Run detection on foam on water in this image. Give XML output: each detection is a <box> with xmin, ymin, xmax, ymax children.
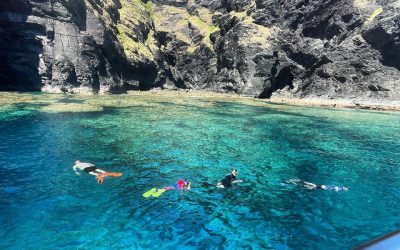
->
<box><xmin>0</xmin><ymin>92</ymin><xmax>399</xmax><ymax>249</ymax></box>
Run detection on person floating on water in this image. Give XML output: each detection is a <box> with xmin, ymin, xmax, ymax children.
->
<box><xmin>217</xmin><ymin>169</ymin><xmax>243</xmax><ymax>188</ymax></box>
<box><xmin>283</xmin><ymin>179</ymin><xmax>349</xmax><ymax>192</ymax></box>
<box><xmin>303</xmin><ymin>181</ymin><xmax>349</xmax><ymax>192</ymax></box>
<box><xmin>72</xmin><ymin>160</ymin><xmax>123</xmax><ymax>184</ymax></box>
<box><xmin>143</xmin><ymin>179</ymin><xmax>190</xmax><ymax>198</ymax></box>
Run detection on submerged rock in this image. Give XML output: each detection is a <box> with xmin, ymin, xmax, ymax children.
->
<box><xmin>0</xmin><ymin>0</ymin><xmax>399</xmax><ymax>101</ymax></box>
<box><xmin>41</xmin><ymin>103</ymin><xmax>103</xmax><ymax>113</ymax></box>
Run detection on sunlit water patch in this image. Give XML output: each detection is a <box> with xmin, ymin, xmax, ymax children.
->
<box><xmin>0</xmin><ymin>92</ymin><xmax>399</xmax><ymax>249</ymax></box>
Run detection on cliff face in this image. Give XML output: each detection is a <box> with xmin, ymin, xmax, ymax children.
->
<box><xmin>0</xmin><ymin>0</ymin><xmax>399</xmax><ymax>99</ymax></box>
<box><xmin>0</xmin><ymin>0</ymin><xmax>158</xmax><ymax>93</ymax></box>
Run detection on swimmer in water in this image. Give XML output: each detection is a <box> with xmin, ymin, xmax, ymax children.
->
<box><xmin>303</xmin><ymin>182</ymin><xmax>349</xmax><ymax>192</ymax></box>
<box><xmin>163</xmin><ymin>179</ymin><xmax>191</xmax><ymax>191</ymax></box>
<box><xmin>143</xmin><ymin>179</ymin><xmax>190</xmax><ymax>197</ymax></box>
<box><xmin>282</xmin><ymin>179</ymin><xmax>349</xmax><ymax>192</ymax></box>
<box><xmin>72</xmin><ymin>160</ymin><xmax>122</xmax><ymax>184</ymax></box>
<box><xmin>217</xmin><ymin>169</ymin><xmax>243</xmax><ymax>188</ymax></box>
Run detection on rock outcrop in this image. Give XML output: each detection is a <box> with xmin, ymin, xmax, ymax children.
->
<box><xmin>0</xmin><ymin>0</ymin><xmax>399</xmax><ymax>100</ymax></box>
<box><xmin>0</xmin><ymin>0</ymin><xmax>157</xmax><ymax>93</ymax></box>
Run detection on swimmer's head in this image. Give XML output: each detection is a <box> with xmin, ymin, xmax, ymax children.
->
<box><xmin>75</xmin><ymin>160</ymin><xmax>81</xmax><ymax>165</ymax></box>
<box><xmin>232</xmin><ymin>169</ymin><xmax>238</xmax><ymax>176</ymax></box>
<box><xmin>343</xmin><ymin>186</ymin><xmax>350</xmax><ymax>191</ymax></box>
<box><xmin>184</xmin><ymin>180</ymin><xmax>191</xmax><ymax>189</ymax></box>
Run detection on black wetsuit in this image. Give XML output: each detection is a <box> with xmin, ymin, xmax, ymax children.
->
<box><xmin>220</xmin><ymin>174</ymin><xmax>236</xmax><ymax>188</ymax></box>
<box><xmin>83</xmin><ymin>166</ymin><xmax>98</xmax><ymax>173</ymax></box>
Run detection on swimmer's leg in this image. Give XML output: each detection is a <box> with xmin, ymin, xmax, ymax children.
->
<box><xmin>303</xmin><ymin>182</ymin><xmax>317</xmax><ymax>189</ymax></box>
<box><xmin>101</xmin><ymin>172</ymin><xmax>123</xmax><ymax>177</ymax></box>
<box><xmin>286</xmin><ymin>179</ymin><xmax>301</xmax><ymax>185</ymax></box>
<box><xmin>88</xmin><ymin>172</ymin><xmax>99</xmax><ymax>177</ymax></box>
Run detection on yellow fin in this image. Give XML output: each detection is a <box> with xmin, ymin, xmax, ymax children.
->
<box><xmin>143</xmin><ymin>188</ymin><xmax>157</xmax><ymax>198</ymax></box>
<box><xmin>152</xmin><ymin>189</ymin><xmax>166</xmax><ymax>197</ymax></box>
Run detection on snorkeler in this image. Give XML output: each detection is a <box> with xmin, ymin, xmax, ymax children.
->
<box><xmin>217</xmin><ymin>169</ymin><xmax>243</xmax><ymax>188</ymax></box>
<box><xmin>283</xmin><ymin>179</ymin><xmax>349</xmax><ymax>192</ymax></box>
<box><xmin>163</xmin><ymin>179</ymin><xmax>191</xmax><ymax>191</ymax></box>
<box><xmin>143</xmin><ymin>179</ymin><xmax>191</xmax><ymax>198</ymax></box>
<box><xmin>303</xmin><ymin>182</ymin><xmax>349</xmax><ymax>192</ymax></box>
<box><xmin>72</xmin><ymin>160</ymin><xmax>123</xmax><ymax>184</ymax></box>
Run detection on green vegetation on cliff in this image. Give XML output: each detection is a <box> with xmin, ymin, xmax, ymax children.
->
<box><xmin>154</xmin><ymin>5</ymin><xmax>219</xmax><ymax>53</ymax></box>
<box><xmin>187</xmin><ymin>15</ymin><xmax>219</xmax><ymax>53</ymax></box>
<box><xmin>228</xmin><ymin>11</ymin><xmax>277</xmax><ymax>49</ymax></box>
<box><xmin>116</xmin><ymin>0</ymin><xmax>155</xmax><ymax>61</ymax></box>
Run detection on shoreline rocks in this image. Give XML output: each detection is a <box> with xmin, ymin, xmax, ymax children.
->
<box><xmin>1</xmin><ymin>89</ymin><xmax>400</xmax><ymax>112</ymax></box>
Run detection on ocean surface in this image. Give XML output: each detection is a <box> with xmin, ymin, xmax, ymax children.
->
<box><xmin>0</xmin><ymin>92</ymin><xmax>399</xmax><ymax>249</ymax></box>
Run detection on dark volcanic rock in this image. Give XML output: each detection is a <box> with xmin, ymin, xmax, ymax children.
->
<box><xmin>0</xmin><ymin>0</ymin><xmax>399</xmax><ymax>100</ymax></box>
<box><xmin>149</xmin><ymin>0</ymin><xmax>399</xmax><ymax>100</ymax></box>
<box><xmin>0</xmin><ymin>0</ymin><xmax>157</xmax><ymax>93</ymax></box>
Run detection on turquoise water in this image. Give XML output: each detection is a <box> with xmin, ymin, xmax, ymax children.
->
<box><xmin>0</xmin><ymin>93</ymin><xmax>399</xmax><ymax>249</ymax></box>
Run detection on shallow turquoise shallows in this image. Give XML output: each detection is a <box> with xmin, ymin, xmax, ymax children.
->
<box><xmin>0</xmin><ymin>93</ymin><xmax>399</xmax><ymax>249</ymax></box>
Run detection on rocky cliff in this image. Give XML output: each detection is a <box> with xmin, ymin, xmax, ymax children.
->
<box><xmin>0</xmin><ymin>0</ymin><xmax>399</xmax><ymax>100</ymax></box>
<box><xmin>0</xmin><ymin>0</ymin><xmax>158</xmax><ymax>93</ymax></box>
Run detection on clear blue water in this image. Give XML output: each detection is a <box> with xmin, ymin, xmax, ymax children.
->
<box><xmin>0</xmin><ymin>93</ymin><xmax>399</xmax><ymax>249</ymax></box>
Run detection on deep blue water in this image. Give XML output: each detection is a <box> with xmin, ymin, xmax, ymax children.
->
<box><xmin>0</xmin><ymin>93</ymin><xmax>399</xmax><ymax>249</ymax></box>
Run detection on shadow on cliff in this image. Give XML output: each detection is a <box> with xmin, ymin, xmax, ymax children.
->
<box><xmin>363</xmin><ymin>26</ymin><xmax>400</xmax><ymax>70</ymax></box>
<box><xmin>259</xmin><ymin>66</ymin><xmax>295</xmax><ymax>98</ymax></box>
<box><xmin>0</xmin><ymin>1</ymin><xmax>44</xmax><ymax>91</ymax></box>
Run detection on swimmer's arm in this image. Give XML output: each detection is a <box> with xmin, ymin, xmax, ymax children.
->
<box><xmin>232</xmin><ymin>180</ymin><xmax>243</xmax><ymax>183</ymax></box>
<box><xmin>72</xmin><ymin>165</ymin><xmax>80</xmax><ymax>175</ymax></box>
<box><xmin>216</xmin><ymin>182</ymin><xmax>225</xmax><ymax>188</ymax></box>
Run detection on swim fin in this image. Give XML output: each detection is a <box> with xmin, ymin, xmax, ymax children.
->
<box><xmin>97</xmin><ymin>172</ymin><xmax>123</xmax><ymax>184</ymax></box>
<box><xmin>152</xmin><ymin>189</ymin><xmax>166</xmax><ymax>197</ymax></box>
<box><xmin>143</xmin><ymin>188</ymin><xmax>157</xmax><ymax>198</ymax></box>
<box><xmin>103</xmin><ymin>172</ymin><xmax>123</xmax><ymax>177</ymax></box>
<box><xmin>97</xmin><ymin>174</ymin><xmax>104</xmax><ymax>184</ymax></box>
